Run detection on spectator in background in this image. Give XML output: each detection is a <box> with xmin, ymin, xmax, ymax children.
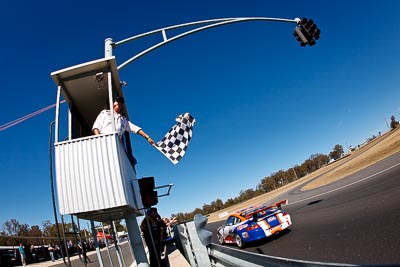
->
<box><xmin>78</xmin><ymin>241</ymin><xmax>92</xmax><ymax>264</ymax></box>
<box><xmin>55</xmin><ymin>244</ymin><xmax>62</xmax><ymax>259</ymax></box>
<box><xmin>30</xmin><ymin>244</ymin><xmax>37</xmax><ymax>263</ymax></box>
<box><xmin>18</xmin><ymin>243</ymin><xmax>26</xmax><ymax>266</ymax></box>
<box><xmin>162</xmin><ymin>216</ymin><xmax>177</xmax><ymax>238</ymax></box>
<box><xmin>67</xmin><ymin>240</ymin><xmax>73</xmax><ymax>255</ymax></box>
<box><xmin>48</xmin><ymin>244</ymin><xmax>55</xmax><ymax>262</ymax></box>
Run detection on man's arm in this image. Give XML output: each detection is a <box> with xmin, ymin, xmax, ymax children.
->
<box><xmin>92</xmin><ymin>110</ymin><xmax>107</xmax><ymax>135</ymax></box>
<box><xmin>138</xmin><ymin>129</ymin><xmax>155</xmax><ymax>145</ymax></box>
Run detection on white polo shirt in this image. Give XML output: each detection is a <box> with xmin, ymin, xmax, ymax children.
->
<box><xmin>92</xmin><ymin>110</ymin><xmax>142</xmax><ymax>138</ymax></box>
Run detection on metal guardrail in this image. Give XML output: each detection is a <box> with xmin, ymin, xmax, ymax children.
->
<box><xmin>208</xmin><ymin>243</ymin><xmax>357</xmax><ymax>267</ymax></box>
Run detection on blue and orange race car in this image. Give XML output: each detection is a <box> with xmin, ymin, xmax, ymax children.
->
<box><xmin>216</xmin><ymin>200</ymin><xmax>292</xmax><ymax>248</ymax></box>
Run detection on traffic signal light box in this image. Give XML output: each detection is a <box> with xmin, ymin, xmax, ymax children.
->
<box><xmin>293</xmin><ymin>17</ymin><xmax>321</xmax><ymax>47</ymax></box>
<box><xmin>138</xmin><ymin>177</ymin><xmax>158</xmax><ymax>208</ymax></box>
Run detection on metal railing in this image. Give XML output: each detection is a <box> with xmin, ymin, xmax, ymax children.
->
<box><xmin>208</xmin><ymin>243</ymin><xmax>356</xmax><ymax>267</ymax></box>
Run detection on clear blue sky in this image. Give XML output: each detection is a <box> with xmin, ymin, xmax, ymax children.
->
<box><xmin>1</xmin><ymin>0</ymin><xmax>400</xmax><ymax>228</ymax></box>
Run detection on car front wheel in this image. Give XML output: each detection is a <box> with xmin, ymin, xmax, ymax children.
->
<box><xmin>235</xmin><ymin>233</ymin><xmax>245</xmax><ymax>248</ymax></box>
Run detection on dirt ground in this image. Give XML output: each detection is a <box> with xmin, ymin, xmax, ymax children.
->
<box><xmin>206</xmin><ymin>127</ymin><xmax>400</xmax><ymax>223</ymax></box>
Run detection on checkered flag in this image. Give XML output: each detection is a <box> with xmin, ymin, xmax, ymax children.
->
<box><xmin>155</xmin><ymin>113</ymin><xmax>196</xmax><ymax>165</ymax></box>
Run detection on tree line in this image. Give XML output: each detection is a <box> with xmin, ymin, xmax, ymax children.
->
<box><xmin>0</xmin><ymin>218</ymin><xmax>125</xmax><ymax>246</ymax></box>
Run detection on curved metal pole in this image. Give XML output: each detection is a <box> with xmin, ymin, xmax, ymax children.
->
<box><xmin>49</xmin><ymin>120</ymin><xmax>70</xmax><ymax>267</ymax></box>
<box><xmin>107</xmin><ymin>17</ymin><xmax>299</xmax><ymax>70</ymax></box>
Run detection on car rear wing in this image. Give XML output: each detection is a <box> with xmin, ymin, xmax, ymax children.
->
<box><xmin>240</xmin><ymin>200</ymin><xmax>289</xmax><ymax>219</ymax></box>
<box><xmin>270</xmin><ymin>199</ymin><xmax>288</xmax><ymax>210</ymax></box>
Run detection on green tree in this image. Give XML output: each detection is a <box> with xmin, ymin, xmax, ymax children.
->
<box><xmin>303</xmin><ymin>158</ymin><xmax>316</xmax><ymax>173</ymax></box>
<box><xmin>258</xmin><ymin>176</ymin><xmax>276</xmax><ymax>192</ymax></box>
<box><xmin>0</xmin><ymin>219</ymin><xmax>30</xmax><ymax>245</ymax></box>
<box><xmin>0</xmin><ymin>230</ymin><xmax>7</xmax><ymax>246</ymax></box>
<box><xmin>214</xmin><ymin>199</ymin><xmax>224</xmax><ymax>211</ymax></box>
<box><xmin>2</xmin><ymin>219</ymin><xmax>22</xmax><ymax>236</ymax></box>
<box><xmin>113</xmin><ymin>220</ymin><xmax>126</xmax><ymax>232</ymax></box>
<box><xmin>28</xmin><ymin>225</ymin><xmax>43</xmax><ymax>245</ymax></box>
<box><xmin>42</xmin><ymin>220</ymin><xmax>59</xmax><ymax>238</ymax></box>
<box><xmin>329</xmin><ymin>144</ymin><xmax>344</xmax><ymax>160</ymax></box>
<box><xmin>174</xmin><ymin>213</ymin><xmax>186</xmax><ymax>223</ymax></box>
<box><xmin>310</xmin><ymin>153</ymin><xmax>329</xmax><ymax>169</ymax></box>
<box><xmin>224</xmin><ymin>198</ymin><xmax>237</xmax><ymax>207</ymax></box>
<box><xmin>202</xmin><ymin>204</ymin><xmax>212</xmax><ymax>214</ymax></box>
<box><xmin>390</xmin><ymin>115</ymin><xmax>399</xmax><ymax>129</ymax></box>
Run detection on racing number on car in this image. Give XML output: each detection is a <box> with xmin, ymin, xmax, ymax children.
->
<box><xmin>267</xmin><ymin>216</ymin><xmax>277</xmax><ymax>223</ymax></box>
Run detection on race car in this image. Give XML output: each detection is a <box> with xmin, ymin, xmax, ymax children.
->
<box><xmin>216</xmin><ymin>200</ymin><xmax>292</xmax><ymax>248</ymax></box>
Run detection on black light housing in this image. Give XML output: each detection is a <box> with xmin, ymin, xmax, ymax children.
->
<box><xmin>138</xmin><ymin>177</ymin><xmax>158</xmax><ymax>208</ymax></box>
<box><xmin>293</xmin><ymin>17</ymin><xmax>321</xmax><ymax>47</ymax></box>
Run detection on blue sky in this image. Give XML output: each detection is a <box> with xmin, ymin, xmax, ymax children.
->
<box><xmin>1</xmin><ymin>0</ymin><xmax>400</xmax><ymax>228</ymax></box>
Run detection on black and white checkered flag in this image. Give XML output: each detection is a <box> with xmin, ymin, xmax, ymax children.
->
<box><xmin>155</xmin><ymin>113</ymin><xmax>196</xmax><ymax>165</ymax></box>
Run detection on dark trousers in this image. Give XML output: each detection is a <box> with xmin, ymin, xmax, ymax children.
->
<box><xmin>144</xmin><ymin>236</ymin><xmax>162</xmax><ymax>267</ymax></box>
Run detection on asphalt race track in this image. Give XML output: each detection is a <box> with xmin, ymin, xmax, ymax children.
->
<box><xmin>207</xmin><ymin>152</ymin><xmax>400</xmax><ymax>265</ymax></box>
